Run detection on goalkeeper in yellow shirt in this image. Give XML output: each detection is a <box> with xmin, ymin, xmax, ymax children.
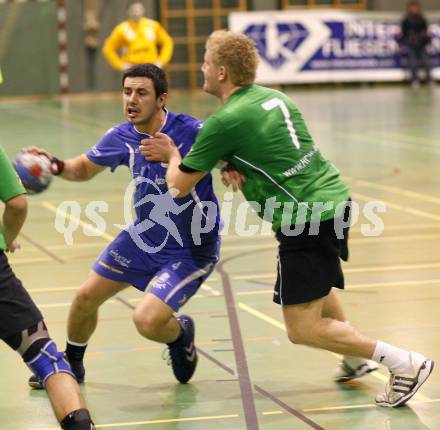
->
<box><xmin>103</xmin><ymin>2</ymin><xmax>173</xmax><ymax>71</ymax></box>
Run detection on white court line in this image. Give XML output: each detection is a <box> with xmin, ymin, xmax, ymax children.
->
<box><xmin>7</xmin><ymin>257</ymin><xmax>52</xmax><ymax>265</ymax></box>
<box><xmin>217</xmin><ymin>262</ymin><xmax>440</xmax><ymax>282</ymax></box>
<box><xmin>32</xmin><ymin>277</ymin><xmax>440</xmax><ymax>304</ymax></box>
<box><xmin>351</xmin><ymin>223</ymin><xmax>440</xmax><ymax>232</ymax></box>
<box><xmin>234</xmin><ymin>278</ymin><xmax>440</xmax><ymax>295</ymax></box>
<box><xmin>301</xmin><ymin>397</ymin><xmax>440</xmax><ymax>412</ymax></box>
<box><xmin>41</xmin><ymin>201</ymin><xmax>114</xmax><ymax>242</ymax></box>
<box><xmin>33</xmin><ymin>413</ymin><xmax>240</xmax><ymax>430</ymax></box>
<box><xmin>352</xmin><ymin>192</ymin><xmax>440</xmax><ymax>222</ymax></box>
<box><xmin>12</xmin><ymin>231</ymin><xmax>440</xmax><ymax>256</ymax></box>
<box><xmin>344</xmin><ymin>176</ymin><xmax>440</xmax><ymax>206</ymax></box>
<box><xmin>261</xmin><ymin>397</ymin><xmax>440</xmax><ymax>414</ymax></box>
<box><xmin>21</xmin><ymin>263</ymin><xmax>440</xmax><ymax>295</ymax></box>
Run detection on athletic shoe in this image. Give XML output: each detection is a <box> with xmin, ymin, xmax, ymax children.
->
<box><xmin>375</xmin><ymin>352</ymin><xmax>434</xmax><ymax>408</ymax></box>
<box><xmin>28</xmin><ymin>356</ymin><xmax>85</xmax><ymax>389</ymax></box>
<box><xmin>165</xmin><ymin>314</ymin><xmax>198</xmax><ymax>384</ymax></box>
<box><xmin>335</xmin><ymin>357</ymin><xmax>379</xmax><ymax>382</ymax></box>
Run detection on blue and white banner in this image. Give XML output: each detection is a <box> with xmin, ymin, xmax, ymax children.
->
<box><xmin>229</xmin><ymin>10</ymin><xmax>440</xmax><ymax>84</ymax></box>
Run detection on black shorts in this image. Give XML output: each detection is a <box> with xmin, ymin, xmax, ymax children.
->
<box><xmin>0</xmin><ymin>251</ymin><xmax>43</xmax><ymax>339</ymax></box>
<box><xmin>273</xmin><ymin>209</ymin><xmax>350</xmax><ymax>306</ymax></box>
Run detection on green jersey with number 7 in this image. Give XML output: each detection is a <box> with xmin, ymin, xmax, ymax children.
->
<box><xmin>182</xmin><ymin>84</ymin><xmax>350</xmax><ymax>231</ymax></box>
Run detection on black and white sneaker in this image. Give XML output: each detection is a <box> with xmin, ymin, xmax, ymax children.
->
<box><xmin>375</xmin><ymin>352</ymin><xmax>434</xmax><ymax>408</ymax></box>
<box><xmin>335</xmin><ymin>357</ymin><xmax>379</xmax><ymax>382</ymax></box>
<box><xmin>165</xmin><ymin>314</ymin><xmax>198</xmax><ymax>384</ymax></box>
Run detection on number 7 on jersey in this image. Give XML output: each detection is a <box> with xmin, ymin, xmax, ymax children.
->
<box><xmin>261</xmin><ymin>98</ymin><xmax>300</xmax><ymax>150</ymax></box>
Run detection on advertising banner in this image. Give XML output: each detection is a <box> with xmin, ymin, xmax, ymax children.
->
<box><xmin>229</xmin><ymin>10</ymin><xmax>440</xmax><ymax>84</ymax></box>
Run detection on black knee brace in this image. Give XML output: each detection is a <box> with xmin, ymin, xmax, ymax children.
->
<box><xmin>60</xmin><ymin>409</ymin><xmax>95</xmax><ymax>430</ymax></box>
<box><xmin>3</xmin><ymin>320</ymin><xmax>74</xmax><ymax>385</ymax></box>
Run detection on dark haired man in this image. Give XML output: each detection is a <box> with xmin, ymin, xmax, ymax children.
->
<box><xmin>26</xmin><ymin>63</ymin><xmax>220</xmax><ymax>388</ymax></box>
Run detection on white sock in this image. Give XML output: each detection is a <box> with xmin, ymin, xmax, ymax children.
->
<box><xmin>67</xmin><ymin>339</ymin><xmax>88</xmax><ymax>347</ymax></box>
<box><xmin>372</xmin><ymin>340</ymin><xmax>411</xmax><ymax>373</ymax></box>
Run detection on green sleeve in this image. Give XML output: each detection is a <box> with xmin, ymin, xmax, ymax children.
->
<box><xmin>0</xmin><ymin>146</ymin><xmax>26</xmax><ymax>202</ymax></box>
<box><xmin>181</xmin><ymin>116</ymin><xmax>235</xmax><ymax>173</ymax></box>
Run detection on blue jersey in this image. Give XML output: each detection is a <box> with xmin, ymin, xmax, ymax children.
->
<box><xmin>86</xmin><ymin>110</ymin><xmax>220</xmax><ymax>259</ymax></box>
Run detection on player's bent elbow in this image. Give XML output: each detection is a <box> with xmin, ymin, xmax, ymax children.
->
<box><xmin>167</xmin><ymin>180</ymin><xmax>191</xmax><ymax>198</ymax></box>
<box><xmin>174</xmin><ymin>189</ymin><xmax>191</xmax><ymax>198</ymax></box>
<box><xmin>5</xmin><ymin>194</ymin><xmax>28</xmax><ymax>213</ymax></box>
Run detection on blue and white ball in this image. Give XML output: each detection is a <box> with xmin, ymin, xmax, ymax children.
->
<box><xmin>13</xmin><ymin>152</ymin><xmax>53</xmax><ymax>194</ymax></box>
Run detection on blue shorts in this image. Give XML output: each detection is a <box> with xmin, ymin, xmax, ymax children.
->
<box><xmin>92</xmin><ymin>230</ymin><xmax>219</xmax><ymax>311</ymax></box>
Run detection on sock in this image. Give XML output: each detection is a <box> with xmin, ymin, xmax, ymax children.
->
<box><xmin>167</xmin><ymin>325</ymin><xmax>184</xmax><ymax>346</ymax></box>
<box><xmin>372</xmin><ymin>340</ymin><xmax>411</xmax><ymax>373</ymax></box>
<box><xmin>66</xmin><ymin>340</ymin><xmax>88</xmax><ymax>363</ymax></box>
<box><xmin>60</xmin><ymin>408</ymin><xmax>95</xmax><ymax>430</ymax></box>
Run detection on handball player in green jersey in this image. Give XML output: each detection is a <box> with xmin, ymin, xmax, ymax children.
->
<box><xmin>141</xmin><ymin>30</ymin><xmax>434</xmax><ymax>407</ymax></box>
<box><xmin>0</xmin><ymin>146</ymin><xmax>95</xmax><ymax>429</ymax></box>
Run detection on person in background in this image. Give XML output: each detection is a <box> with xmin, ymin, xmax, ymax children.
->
<box><xmin>400</xmin><ymin>0</ymin><xmax>432</xmax><ymax>88</ymax></box>
<box><xmin>103</xmin><ymin>2</ymin><xmax>173</xmax><ymax>71</ymax></box>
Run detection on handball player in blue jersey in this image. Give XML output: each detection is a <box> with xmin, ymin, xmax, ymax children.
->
<box><xmin>26</xmin><ymin>64</ymin><xmax>220</xmax><ymax>388</ymax></box>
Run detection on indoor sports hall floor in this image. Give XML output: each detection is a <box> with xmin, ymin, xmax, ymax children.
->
<box><xmin>1</xmin><ymin>84</ymin><xmax>440</xmax><ymax>430</ymax></box>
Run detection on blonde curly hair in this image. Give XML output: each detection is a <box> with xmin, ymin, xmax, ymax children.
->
<box><xmin>206</xmin><ymin>30</ymin><xmax>259</xmax><ymax>87</ymax></box>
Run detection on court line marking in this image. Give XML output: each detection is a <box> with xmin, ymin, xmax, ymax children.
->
<box><xmin>352</xmin><ymin>223</ymin><xmax>440</xmax><ymax>232</ymax></box>
<box><xmin>215</xmin><ymin>262</ymin><xmax>262</xmax><ymax>430</ymax></box>
<box><xmin>36</xmin><ymin>292</ymin><xmax>219</xmax><ymax>309</ymax></box>
<box><xmin>352</xmin><ymin>192</ymin><xmax>440</xmax><ymax>222</ymax></box>
<box><xmin>262</xmin><ymin>397</ymin><xmax>440</xmax><ymax>414</ymax></box>
<box><xmin>215</xmin><ymin>262</ymin><xmax>440</xmax><ymax>282</ymax></box>
<box><xmin>33</xmin><ymin>413</ymin><xmax>241</xmax><ymax>430</ymax></box>
<box><xmin>12</xmin><ymin>259</ymin><xmax>440</xmax><ymax>276</ymax></box>
<box><xmin>19</xmin><ymin>231</ymin><xmax>65</xmax><ymax>263</ymax></box>
<box><xmin>7</xmin><ymin>257</ymin><xmax>53</xmax><ymax>265</ymax></box>
<box><xmin>331</xmin><ymin>129</ymin><xmax>440</xmax><ymax>155</ymax></box>
<box><xmin>370</xmin><ymin>131</ymin><xmax>440</xmax><ymax>147</ymax></box>
<box><xmin>237</xmin><ymin>302</ymin><xmax>432</xmax><ymax>403</ymax></box>
<box><xmin>27</xmin><ymin>275</ymin><xmax>440</xmax><ymax>296</ymax></box>
<box><xmin>12</xmin><ymin>230</ymin><xmax>440</xmax><ymax>257</ymax></box>
<box><xmin>40</xmin><ymin>201</ymin><xmax>114</xmax><ymax>242</ymax></box>
<box><xmin>237</xmin><ymin>278</ymin><xmax>440</xmax><ymax>292</ymax></box>
<box><xmin>344</xmin><ymin>176</ymin><xmax>440</xmax><ymax>205</ymax></box>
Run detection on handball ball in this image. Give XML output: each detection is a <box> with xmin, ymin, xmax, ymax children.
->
<box><xmin>13</xmin><ymin>152</ymin><xmax>53</xmax><ymax>194</ymax></box>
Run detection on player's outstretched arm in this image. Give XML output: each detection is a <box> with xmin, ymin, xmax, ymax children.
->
<box><xmin>23</xmin><ymin>147</ymin><xmax>105</xmax><ymax>181</ymax></box>
<box><xmin>60</xmin><ymin>155</ymin><xmax>106</xmax><ymax>181</ymax></box>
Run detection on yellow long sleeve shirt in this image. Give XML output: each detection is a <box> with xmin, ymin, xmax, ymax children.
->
<box><xmin>102</xmin><ymin>18</ymin><xmax>173</xmax><ymax>71</ymax></box>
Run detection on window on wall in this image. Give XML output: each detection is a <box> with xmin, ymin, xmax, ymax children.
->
<box><xmin>281</xmin><ymin>0</ymin><xmax>366</xmax><ymax>9</ymax></box>
<box><xmin>160</xmin><ymin>0</ymin><xmax>248</xmax><ymax>89</ymax></box>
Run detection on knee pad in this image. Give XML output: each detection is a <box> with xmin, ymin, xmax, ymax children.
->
<box><xmin>61</xmin><ymin>409</ymin><xmax>95</xmax><ymax>430</ymax></box>
<box><xmin>26</xmin><ymin>340</ymin><xmax>74</xmax><ymax>386</ymax></box>
<box><xmin>3</xmin><ymin>320</ymin><xmax>48</xmax><ymax>353</ymax></box>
